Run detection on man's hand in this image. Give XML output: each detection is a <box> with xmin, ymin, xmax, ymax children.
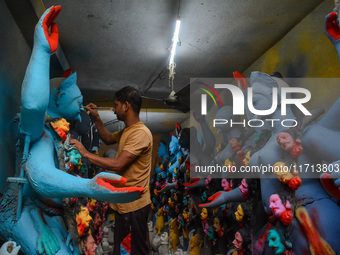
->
<box><xmin>35</xmin><ymin>6</ymin><xmax>61</xmax><ymax>53</ymax></box>
<box><xmin>84</xmin><ymin>103</ymin><xmax>101</xmax><ymax>122</ymax></box>
<box><xmin>70</xmin><ymin>139</ymin><xmax>89</xmax><ymax>157</ymax></box>
<box><xmin>84</xmin><ymin>102</ymin><xmax>116</xmax><ymax>145</ymax></box>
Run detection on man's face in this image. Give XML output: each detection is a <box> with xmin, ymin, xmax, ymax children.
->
<box><xmin>113</xmin><ymin>99</ymin><xmax>126</xmax><ymax>121</ymax></box>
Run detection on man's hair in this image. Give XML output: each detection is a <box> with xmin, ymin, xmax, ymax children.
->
<box><xmin>115</xmin><ymin>86</ymin><xmax>142</xmax><ymax>114</ymax></box>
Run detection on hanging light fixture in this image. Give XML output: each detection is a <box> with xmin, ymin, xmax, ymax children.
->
<box><xmin>167</xmin><ymin>17</ymin><xmax>181</xmax><ymax>103</ymax></box>
<box><xmin>164</xmin><ymin>0</ymin><xmax>181</xmax><ymax>105</ymax></box>
<box><xmin>169</xmin><ymin>18</ymin><xmax>181</xmax><ymax>66</ymax></box>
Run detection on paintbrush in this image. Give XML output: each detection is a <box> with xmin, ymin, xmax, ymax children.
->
<box><xmin>88</xmin><ymin>106</ymin><xmax>113</xmax><ymax>110</ymax></box>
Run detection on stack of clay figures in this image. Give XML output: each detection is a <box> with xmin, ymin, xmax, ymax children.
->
<box><xmin>149</xmin><ymin>10</ymin><xmax>340</xmax><ymax>252</ymax></box>
<box><xmin>150</xmin><ymin>71</ymin><xmax>340</xmax><ymax>255</ymax></box>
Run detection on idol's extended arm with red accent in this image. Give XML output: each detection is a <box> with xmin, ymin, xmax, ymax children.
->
<box><xmin>183</xmin><ymin>178</ymin><xmax>206</xmax><ymax>188</ymax></box>
<box><xmin>156</xmin><ymin>181</ymin><xmax>177</xmax><ymax>193</ymax></box>
<box><xmin>20</xmin><ymin>6</ymin><xmax>61</xmax><ymax>142</ymax></box>
<box><xmin>25</xmin><ymin>132</ymin><xmax>144</xmax><ymax>203</ymax></box>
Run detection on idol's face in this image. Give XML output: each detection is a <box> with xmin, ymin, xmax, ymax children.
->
<box><xmin>158</xmin><ymin>143</ymin><xmax>167</xmax><ymax>157</ymax></box>
<box><xmin>169</xmin><ymin>136</ymin><xmax>180</xmax><ymax>155</ymax></box>
<box><xmin>200</xmin><ymin>208</ymin><xmax>208</xmax><ymax>220</ymax></box>
<box><xmin>277</xmin><ymin>132</ymin><xmax>295</xmax><ymax>152</ymax></box>
<box><xmin>85</xmin><ymin>234</ymin><xmax>98</xmax><ymax>255</ymax></box>
<box><xmin>267</xmin><ymin>230</ymin><xmax>285</xmax><ymax>255</ymax></box>
<box><xmin>67</xmin><ymin>149</ymin><xmax>82</xmax><ymax>165</ymax></box>
<box><xmin>57</xmin><ymin>84</ymin><xmax>83</xmax><ymax>121</ymax></box>
<box><xmin>230</xmin><ymin>138</ymin><xmax>241</xmax><ymax>153</ymax></box>
<box><xmin>232</xmin><ymin>232</ymin><xmax>243</xmax><ymax>251</ymax></box>
<box><xmin>235</xmin><ymin>204</ymin><xmax>244</xmax><ymax>222</ymax></box>
<box><xmin>77</xmin><ymin>206</ymin><xmax>92</xmax><ymax>228</ymax></box>
<box><xmin>269</xmin><ymin>195</ymin><xmax>285</xmax><ymax>216</ymax></box>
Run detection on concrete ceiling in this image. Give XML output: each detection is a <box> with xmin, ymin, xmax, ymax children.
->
<box><xmin>5</xmin><ymin>0</ymin><xmax>325</xmax><ymax>132</ymax></box>
<box><xmin>41</xmin><ymin>0</ymin><xmax>323</xmax><ymax>99</ymax></box>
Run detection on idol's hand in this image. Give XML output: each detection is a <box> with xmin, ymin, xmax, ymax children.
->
<box><xmin>199</xmin><ymin>191</ymin><xmax>228</xmax><ymax>208</ymax></box>
<box><xmin>87</xmin><ymin>172</ymin><xmax>145</xmax><ymax>203</ymax></box>
<box><xmin>183</xmin><ymin>178</ymin><xmax>206</xmax><ymax>188</ymax></box>
<box><xmin>325</xmin><ymin>10</ymin><xmax>340</xmax><ymax>45</ymax></box>
<box><xmin>156</xmin><ymin>181</ymin><xmax>177</xmax><ymax>193</ymax></box>
<box><xmin>34</xmin><ymin>6</ymin><xmax>61</xmax><ymax>53</ymax></box>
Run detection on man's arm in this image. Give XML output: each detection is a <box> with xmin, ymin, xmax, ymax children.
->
<box><xmin>71</xmin><ymin>139</ymin><xmax>137</xmax><ymax>173</ymax></box>
<box><xmin>85</xmin><ymin>103</ymin><xmax>116</xmax><ymax>145</ymax></box>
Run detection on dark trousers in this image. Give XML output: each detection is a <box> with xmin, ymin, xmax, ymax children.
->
<box><xmin>114</xmin><ymin>204</ymin><xmax>151</xmax><ymax>255</ymax></box>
